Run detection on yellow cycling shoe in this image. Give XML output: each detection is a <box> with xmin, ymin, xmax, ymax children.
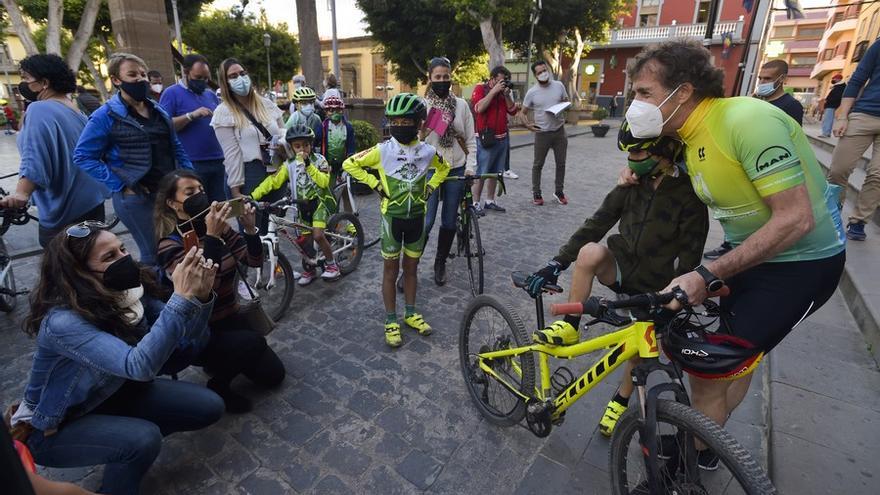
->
<box><xmin>598</xmin><ymin>398</ymin><xmax>628</xmax><ymax>437</ymax></box>
<box><xmin>403</xmin><ymin>313</ymin><xmax>433</xmax><ymax>336</ymax></box>
<box><xmin>385</xmin><ymin>323</ymin><xmax>403</xmax><ymax>348</ymax></box>
<box><xmin>533</xmin><ymin>320</ymin><xmax>579</xmax><ymax>346</ymax></box>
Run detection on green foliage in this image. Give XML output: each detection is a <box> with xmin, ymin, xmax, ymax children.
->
<box><xmin>357</xmin><ymin>0</ymin><xmax>486</xmax><ymax>86</ymax></box>
<box><xmin>592</xmin><ymin>107</ymin><xmax>608</xmax><ymax>120</ymax></box>
<box><xmin>164</xmin><ymin>0</ymin><xmax>213</xmax><ymax>25</ymax></box>
<box><xmin>447</xmin><ymin>0</ymin><xmax>530</xmax><ymax>28</ymax></box>
<box><xmin>17</xmin><ymin>0</ymin><xmax>113</xmax><ymax>36</ymax></box>
<box><xmin>454</xmin><ymin>53</ymin><xmax>489</xmax><ymax>86</ymax></box>
<box><xmin>351</xmin><ymin>119</ymin><xmax>379</xmax><ymax>151</ymax></box>
<box><xmin>183</xmin><ymin>10</ymin><xmax>299</xmax><ymax>89</ymax></box>
<box><xmin>31</xmin><ymin>25</ymin><xmax>97</xmax><ymax>84</ymax></box>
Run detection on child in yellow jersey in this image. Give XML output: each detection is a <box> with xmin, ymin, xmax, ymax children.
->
<box><xmin>251</xmin><ymin>124</ymin><xmax>339</xmax><ymax>285</ymax></box>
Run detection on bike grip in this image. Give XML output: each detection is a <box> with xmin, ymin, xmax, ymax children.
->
<box><xmin>550</xmin><ymin>302</ymin><xmax>583</xmax><ymax>316</ymax></box>
<box><xmin>708</xmin><ymin>286</ymin><xmax>731</xmax><ymax>298</ymax></box>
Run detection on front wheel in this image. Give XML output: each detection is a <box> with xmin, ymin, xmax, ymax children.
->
<box><xmin>246</xmin><ymin>247</ymin><xmax>295</xmax><ymax>322</ymax></box>
<box><xmin>459</xmin><ymin>295</ymin><xmax>534</xmax><ymax>426</ymax></box>
<box><xmin>610</xmin><ymin>399</ymin><xmax>776</xmax><ymax>495</ymax></box>
<box><xmin>325</xmin><ymin>212</ymin><xmax>364</xmax><ymax>275</ymax></box>
<box><xmin>461</xmin><ymin>208</ymin><xmax>484</xmax><ymax>296</ymax></box>
<box><xmin>0</xmin><ymin>238</ymin><xmax>16</xmax><ymax>312</ymax></box>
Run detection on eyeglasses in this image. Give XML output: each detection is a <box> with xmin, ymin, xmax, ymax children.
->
<box><xmin>65</xmin><ymin>220</ymin><xmax>109</xmax><ymax>239</ymax></box>
<box><xmin>227</xmin><ymin>70</ymin><xmax>248</xmax><ymax>80</ymax></box>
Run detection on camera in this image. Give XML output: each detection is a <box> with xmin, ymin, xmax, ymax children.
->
<box><xmin>502</xmin><ymin>77</ymin><xmax>512</xmax><ymax>88</ymax></box>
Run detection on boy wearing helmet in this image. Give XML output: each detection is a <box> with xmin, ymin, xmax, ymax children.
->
<box><xmin>321</xmin><ymin>95</ymin><xmax>356</xmax><ymax>186</ymax></box>
<box><xmin>287</xmin><ymin>86</ymin><xmax>323</xmax><ymax>148</ymax></box>
<box><xmin>523</xmin><ymin>122</ymin><xmax>709</xmax><ymax>436</ymax></box>
<box><xmin>343</xmin><ymin>93</ymin><xmax>451</xmax><ymax>347</ymax></box>
<box><xmin>251</xmin><ymin>123</ymin><xmax>340</xmax><ymax>284</ymax></box>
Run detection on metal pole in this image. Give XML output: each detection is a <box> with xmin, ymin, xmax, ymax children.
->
<box><xmin>703</xmin><ymin>0</ymin><xmax>721</xmax><ymax>43</ymax></box>
<box><xmin>524</xmin><ymin>0</ymin><xmax>542</xmax><ymax>90</ymax></box>
<box><xmin>330</xmin><ymin>0</ymin><xmax>341</xmax><ymax>92</ymax></box>
<box><xmin>171</xmin><ymin>0</ymin><xmax>184</xmax><ymax>77</ymax></box>
<box><xmin>264</xmin><ymin>33</ymin><xmax>272</xmax><ymax>93</ymax></box>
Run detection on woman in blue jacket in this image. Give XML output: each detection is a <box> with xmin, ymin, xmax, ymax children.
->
<box><xmin>8</xmin><ymin>223</ymin><xmax>223</xmax><ymax>495</ymax></box>
<box><xmin>74</xmin><ymin>53</ymin><xmax>193</xmax><ymax>266</ymax></box>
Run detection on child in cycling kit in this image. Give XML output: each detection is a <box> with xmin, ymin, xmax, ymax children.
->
<box><xmin>343</xmin><ymin>93</ymin><xmax>450</xmax><ymax>347</ymax></box>
<box><xmin>286</xmin><ymin>86</ymin><xmax>323</xmax><ymax>148</ymax></box>
<box><xmin>525</xmin><ymin>120</ymin><xmax>709</xmax><ymax>437</ymax></box>
<box><xmin>251</xmin><ymin>124</ymin><xmax>340</xmax><ymax>285</ymax></box>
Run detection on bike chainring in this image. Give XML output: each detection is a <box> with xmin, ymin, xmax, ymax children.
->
<box><xmin>525</xmin><ymin>399</ymin><xmax>554</xmax><ymax>438</ymax></box>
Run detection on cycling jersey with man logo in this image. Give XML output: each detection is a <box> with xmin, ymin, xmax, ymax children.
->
<box><xmin>678</xmin><ymin>97</ymin><xmax>845</xmax><ymax>263</ymax></box>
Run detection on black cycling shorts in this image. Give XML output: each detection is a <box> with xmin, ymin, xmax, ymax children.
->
<box><xmin>380</xmin><ymin>214</ymin><xmax>426</xmax><ymax>259</ymax></box>
<box><xmin>718</xmin><ymin>251</ymin><xmax>845</xmax><ymax>353</ymax></box>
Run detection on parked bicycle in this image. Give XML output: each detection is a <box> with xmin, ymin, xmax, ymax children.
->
<box><xmin>248</xmin><ymin>196</ymin><xmax>364</xmax><ymax>321</ymax></box>
<box><xmin>459</xmin><ymin>272</ymin><xmax>775</xmax><ymax>494</ymax></box>
<box><xmin>0</xmin><ymin>187</ymin><xmax>38</xmax><ymax>312</ymax></box>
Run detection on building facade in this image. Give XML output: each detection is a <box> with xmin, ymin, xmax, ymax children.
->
<box><xmin>811</xmin><ymin>0</ymin><xmax>860</xmax><ymax>100</ymax></box>
<box><xmin>318</xmin><ymin>36</ymin><xmax>415</xmax><ymax>100</ymax></box>
<box><xmin>762</xmin><ymin>9</ymin><xmax>830</xmax><ymax>111</ymax></box>
<box><xmin>582</xmin><ymin>0</ymin><xmax>760</xmax><ymax>110</ymax></box>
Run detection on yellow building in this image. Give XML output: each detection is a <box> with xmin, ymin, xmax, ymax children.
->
<box><xmin>318</xmin><ymin>36</ymin><xmax>419</xmax><ymax>100</ymax></box>
<box><xmin>811</xmin><ymin>1</ymin><xmax>861</xmax><ymax>100</ymax></box>
<box><xmin>1</xmin><ymin>30</ymin><xmax>29</xmax><ymax>108</ymax></box>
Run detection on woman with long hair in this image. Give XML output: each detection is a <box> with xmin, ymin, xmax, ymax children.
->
<box><xmin>0</xmin><ymin>54</ymin><xmax>107</xmax><ymax>247</ymax></box>
<box><xmin>74</xmin><ymin>52</ymin><xmax>193</xmax><ymax>266</ymax></box>
<box><xmin>9</xmin><ymin>224</ymin><xmax>223</xmax><ymax>495</ymax></box>
<box><xmin>210</xmin><ymin>58</ymin><xmax>284</xmax><ymax>200</ymax></box>
<box><xmin>155</xmin><ymin>170</ymin><xmax>285</xmax><ymax>413</ymax></box>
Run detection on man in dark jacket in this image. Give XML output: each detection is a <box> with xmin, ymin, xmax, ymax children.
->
<box><xmin>821</xmin><ymin>74</ymin><xmax>845</xmax><ymax>137</ymax></box>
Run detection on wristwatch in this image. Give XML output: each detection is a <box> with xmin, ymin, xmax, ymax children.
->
<box><xmin>695</xmin><ymin>265</ymin><xmax>725</xmax><ymax>293</ymax></box>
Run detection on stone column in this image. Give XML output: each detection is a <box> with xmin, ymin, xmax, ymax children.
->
<box><xmin>107</xmin><ymin>0</ymin><xmax>175</xmax><ymax>80</ymax></box>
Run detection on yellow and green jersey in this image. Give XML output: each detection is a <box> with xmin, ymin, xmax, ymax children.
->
<box><xmin>343</xmin><ymin>138</ymin><xmax>450</xmax><ymax>218</ymax></box>
<box><xmin>251</xmin><ymin>152</ymin><xmax>334</xmax><ymax>206</ymax></box>
<box><xmin>678</xmin><ymin>97</ymin><xmax>844</xmax><ymax>263</ymax></box>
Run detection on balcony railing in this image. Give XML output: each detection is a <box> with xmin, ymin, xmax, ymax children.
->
<box><xmin>597</xmin><ymin>21</ymin><xmax>744</xmax><ymax>47</ymax></box>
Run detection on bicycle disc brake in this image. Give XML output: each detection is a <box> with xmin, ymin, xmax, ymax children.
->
<box><xmin>525</xmin><ymin>399</ymin><xmax>554</xmax><ymax>438</ymax></box>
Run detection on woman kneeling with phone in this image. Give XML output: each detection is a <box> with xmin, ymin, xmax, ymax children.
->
<box><xmin>155</xmin><ymin>170</ymin><xmax>285</xmax><ymax>413</ymax></box>
<box><xmin>9</xmin><ymin>223</ymin><xmax>224</xmax><ymax>495</ymax></box>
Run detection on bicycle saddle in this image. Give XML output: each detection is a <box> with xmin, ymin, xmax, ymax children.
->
<box><xmin>511</xmin><ymin>271</ymin><xmax>563</xmax><ymax>293</ymax></box>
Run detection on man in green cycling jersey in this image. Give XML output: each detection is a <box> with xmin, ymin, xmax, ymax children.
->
<box><xmin>343</xmin><ymin>93</ymin><xmax>450</xmax><ymax>347</ymax></box>
<box><xmin>620</xmin><ymin>40</ymin><xmax>845</xmax><ymax>470</ymax></box>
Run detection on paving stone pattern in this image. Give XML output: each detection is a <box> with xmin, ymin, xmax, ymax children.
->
<box><xmin>0</xmin><ymin>132</ymin><xmax>759</xmax><ymax>494</ymax></box>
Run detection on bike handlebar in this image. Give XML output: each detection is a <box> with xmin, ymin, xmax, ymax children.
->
<box><xmin>550</xmin><ymin>286</ymin><xmax>730</xmax><ymax>317</ymax></box>
<box><xmin>443</xmin><ymin>173</ymin><xmax>504</xmax><ymax>182</ymax></box>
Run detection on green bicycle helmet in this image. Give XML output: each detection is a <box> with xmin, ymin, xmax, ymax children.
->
<box><xmin>385</xmin><ymin>93</ymin><xmax>427</xmax><ymax>121</ymax></box>
<box><xmin>285</xmin><ymin>123</ymin><xmax>315</xmax><ymax>142</ymax></box>
<box><xmin>292</xmin><ymin>86</ymin><xmax>317</xmax><ymax>101</ymax></box>
<box><xmin>618</xmin><ymin>119</ymin><xmax>683</xmax><ymax>163</ymax></box>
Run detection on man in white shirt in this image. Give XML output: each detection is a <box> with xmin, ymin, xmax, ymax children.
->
<box><xmin>523</xmin><ymin>60</ymin><xmax>570</xmax><ymax>205</ymax></box>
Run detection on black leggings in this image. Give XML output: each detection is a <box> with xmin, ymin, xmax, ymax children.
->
<box><xmin>198</xmin><ymin>314</ymin><xmax>285</xmax><ymax>388</ymax></box>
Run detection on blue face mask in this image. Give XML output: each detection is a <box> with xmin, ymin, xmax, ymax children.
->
<box><xmin>756</xmin><ymin>76</ymin><xmax>781</xmax><ymax>97</ymax></box>
<box><xmin>229</xmin><ymin>74</ymin><xmax>251</xmax><ymax>97</ymax></box>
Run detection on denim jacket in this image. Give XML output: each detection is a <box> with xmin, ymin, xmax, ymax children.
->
<box><xmin>74</xmin><ymin>93</ymin><xmax>193</xmax><ymax>193</ymax></box>
<box><xmin>20</xmin><ymin>293</ymin><xmax>213</xmax><ymax>432</ymax></box>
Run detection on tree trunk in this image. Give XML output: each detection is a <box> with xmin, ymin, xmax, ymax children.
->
<box><xmin>566</xmin><ymin>29</ymin><xmax>586</xmax><ymax>105</ymax></box>
<box><xmin>0</xmin><ymin>0</ymin><xmax>39</xmax><ymax>55</ymax></box>
<box><xmin>295</xmin><ymin>0</ymin><xmax>324</xmax><ymax>91</ymax></box>
<box><xmin>84</xmin><ymin>54</ymin><xmax>110</xmax><ymax>101</ymax></box>
<box><xmin>479</xmin><ymin>17</ymin><xmax>505</xmax><ymax>70</ymax></box>
<box><xmin>66</xmin><ymin>0</ymin><xmax>102</xmax><ymax>72</ymax></box>
<box><xmin>46</xmin><ymin>0</ymin><xmax>64</xmax><ymax>55</ymax></box>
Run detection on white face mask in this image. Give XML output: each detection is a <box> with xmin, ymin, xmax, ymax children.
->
<box><xmin>537</xmin><ymin>71</ymin><xmax>551</xmax><ymax>83</ymax></box>
<box><xmin>301</xmin><ymin>103</ymin><xmax>314</xmax><ymax>115</ymax></box>
<box><xmin>625</xmin><ymin>85</ymin><xmax>683</xmax><ymax>139</ymax></box>
<box><xmin>150</xmin><ymin>84</ymin><xmax>163</xmax><ymax>94</ymax></box>
<box><xmin>229</xmin><ymin>75</ymin><xmax>251</xmax><ymax>97</ymax></box>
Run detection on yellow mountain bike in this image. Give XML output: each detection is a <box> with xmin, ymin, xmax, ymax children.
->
<box><xmin>458</xmin><ymin>272</ymin><xmax>776</xmax><ymax>494</ymax></box>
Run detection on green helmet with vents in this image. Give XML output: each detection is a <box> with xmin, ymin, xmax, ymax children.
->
<box><xmin>618</xmin><ymin>119</ymin><xmax>682</xmax><ymax>162</ymax></box>
<box><xmin>293</xmin><ymin>86</ymin><xmax>317</xmax><ymax>101</ymax></box>
<box><xmin>285</xmin><ymin>123</ymin><xmax>315</xmax><ymax>142</ymax></box>
<box><xmin>385</xmin><ymin>93</ymin><xmax>427</xmax><ymax>121</ymax></box>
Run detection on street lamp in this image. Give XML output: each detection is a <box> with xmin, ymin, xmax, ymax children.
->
<box><xmin>263</xmin><ymin>33</ymin><xmax>272</xmax><ymax>94</ymax></box>
<box><xmin>524</xmin><ymin>0</ymin><xmax>542</xmax><ymax>90</ymax></box>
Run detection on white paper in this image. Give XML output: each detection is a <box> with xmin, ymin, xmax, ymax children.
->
<box><xmin>546</xmin><ymin>102</ymin><xmax>571</xmax><ymax>117</ymax></box>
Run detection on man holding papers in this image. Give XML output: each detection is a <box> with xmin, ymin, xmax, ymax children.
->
<box><xmin>523</xmin><ymin>60</ymin><xmax>571</xmax><ymax>205</ymax></box>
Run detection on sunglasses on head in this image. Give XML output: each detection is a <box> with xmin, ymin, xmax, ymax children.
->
<box><xmin>65</xmin><ymin>220</ymin><xmax>110</xmax><ymax>239</ymax></box>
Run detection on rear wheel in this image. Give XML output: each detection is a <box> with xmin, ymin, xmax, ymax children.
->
<box><xmin>459</xmin><ymin>295</ymin><xmax>534</xmax><ymax>426</ymax></box>
<box><xmin>0</xmin><ymin>238</ymin><xmax>16</xmax><ymax>313</ymax></box>
<box><xmin>336</xmin><ymin>181</ymin><xmax>381</xmax><ymax>249</ymax></box>
<box><xmin>246</xmin><ymin>247</ymin><xmax>295</xmax><ymax>322</ymax></box>
<box><xmin>462</xmin><ymin>208</ymin><xmax>484</xmax><ymax>296</ymax></box>
<box><xmin>610</xmin><ymin>399</ymin><xmax>776</xmax><ymax>495</ymax></box>
<box><xmin>325</xmin><ymin>212</ymin><xmax>364</xmax><ymax>275</ymax></box>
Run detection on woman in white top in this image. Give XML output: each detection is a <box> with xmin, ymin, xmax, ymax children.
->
<box><xmin>210</xmin><ymin>58</ymin><xmax>284</xmax><ymax>200</ymax></box>
<box><xmin>423</xmin><ymin>56</ymin><xmax>477</xmax><ymax>286</ymax></box>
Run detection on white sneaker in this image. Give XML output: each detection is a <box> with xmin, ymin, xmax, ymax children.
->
<box><xmin>321</xmin><ymin>263</ymin><xmax>341</xmax><ymax>281</ymax></box>
<box><xmin>503</xmin><ymin>170</ymin><xmax>519</xmax><ymax>179</ymax></box>
<box><xmin>298</xmin><ymin>270</ymin><xmax>317</xmax><ymax>286</ymax></box>
<box><xmin>293</xmin><ymin>270</ymin><xmax>302</xmax><ymax>280</ymax></box>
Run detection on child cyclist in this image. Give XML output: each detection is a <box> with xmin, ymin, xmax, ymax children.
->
<box><xmin>250</xmin><ymin>123</ymin><xmax>340</xmax><ymax>285</ymax></box>
<box><xmin>524</xmin><ymin>121</ymin><xmax>709</xmax><ymax>436</ymax></box>
<box><xmin>343</xmin><ymin>93</ymin><xmax>450</xmax><ymax>347</ymax></box>
<box><xmin>286</xmin><ymin>87</ymin><xmax>322</xmax><ymax>148</ymax></box>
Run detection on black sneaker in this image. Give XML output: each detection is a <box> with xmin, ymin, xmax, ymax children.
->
<box><xmin>697</xmin><ymin>449</ymin><xmax>719</xmax><ymax>471</ymax></box>
<box><xmin>703</xmin><ymin>241</ymin><xmax>732</xmax><ymax>260</ymax></box>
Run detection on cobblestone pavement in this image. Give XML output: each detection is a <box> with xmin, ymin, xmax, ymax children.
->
<box><xmin>0</xmin><ymin>131</ymin><xmax>743</xmax><ymax>494</ymax></box>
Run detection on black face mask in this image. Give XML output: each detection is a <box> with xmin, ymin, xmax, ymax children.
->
<box><xmin>118</xmin><ymin>80</ymin><xmax>150</xmax><ymax>102</ymax></box>
<box><xmin>188</xmin><ymin>78</ymin><xmax>208</xmax><ymax>95</ymax></box>
<box><xmin>431</xmin><ymin>81</ymin><xmax>451</xmax><ymax>99</ymax></box>
<box><xmin>182</xmin><ymin>192</ymin><xmax>210</xmax><ymax>219</ymax></box>
<box><xmin>390</xmin><ymin>125</ymin><xmax>419</xmax><ymax>144</ymax></box>
<box><xmin>101</xmin><ymin>255</ymin><xmax>142</xmax><ymax>291</ymax></box>
<box><xmin>18</xmin><ymin>81</ymin><xmax>41</xmax><ymax>102</ymax></box>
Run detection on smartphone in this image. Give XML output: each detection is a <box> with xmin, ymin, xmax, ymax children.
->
<box><xmin>225</xmin><ymin>197</ymin><xmax>245</xmax><ymax>217</ymax></box>
<box><xmin>183</xmin><ymin>229</ymin><xmax>199</xmax><ymax>252</ymax></box>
